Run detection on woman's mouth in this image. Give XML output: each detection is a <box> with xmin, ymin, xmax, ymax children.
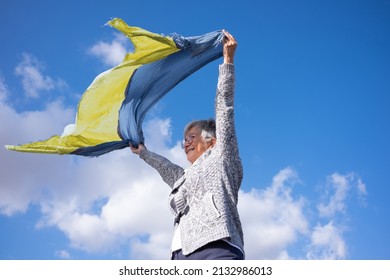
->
<box><xmin>185</xmin><ymin>147</ymin><xmax>195</xmax><ymax>154</ymax></box>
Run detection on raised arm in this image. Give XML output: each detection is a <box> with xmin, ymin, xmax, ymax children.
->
<box><xmin>215</xmin><ymin>31</ymin><xmax>240</xmax><ymax>158</ymax></box>
<box><xmin>130</xmin><ymin>144</ymin><xmax>184</xmax><ymax>188</ymax></box>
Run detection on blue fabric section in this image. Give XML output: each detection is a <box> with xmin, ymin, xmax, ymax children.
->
<box><xmin>118</xmin><ymin>30</ymin><xmax>224</xmax><ymax>145</ymax></box>
<box><xmin>73</xmin><ymin>30</ymin><xmax>223</xmax><ymax>156</ymax></box>
<box><xmin>70</xmin><ymin>140</ymin><xmax>129</xmax><ymax>156</ymax></box>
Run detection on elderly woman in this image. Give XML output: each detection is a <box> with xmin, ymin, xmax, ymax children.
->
<box><xmin>130</xmin><ymin>31</ymin><xmax>244</xmax><ymax>260</ymax></box>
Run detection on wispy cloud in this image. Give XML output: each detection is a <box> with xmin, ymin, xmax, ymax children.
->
<box><xmin>318</xmin><ymin>172</ymin><xmax>367</xmax><ymax>218</ymax></box>
<box><xmin>87</xmin><ymin>33</ymin><xmax>130</xmax><ymax>67</ymax></box>
<box><xmin>304</xmin><ymin>172</ymin><xmax>368</xmax><ymax>259</ymax></box>
<box><xmin>0</xmin><ymin>76</ymin><xmax>8</xmax><ymax>102</ymax></box>
<box><xmin>55</xmin><ymin>250</ymin><xmax>70</xmax><ymax>259</ymax></box>
<box><xmin>0</xmin><ymin>98</ymin><xmax>74</xmax><ymax>216</ymax></box>
<box><xmin>239</xmin><ymin>167</ymin><xmax>308</xmax><ymax>259</ymax></box>
<box><xmin>306</xmin><ymin>222</ymin><xmax>346</xmax><ymax>259</ymax></box>
<box><xmin>14</xmin><ymin>53</ymin><xmax>67</xmax><ymax>98</ymax></box>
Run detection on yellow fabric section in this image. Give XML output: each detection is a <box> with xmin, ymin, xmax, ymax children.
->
<box><xmin>6</xmin><ymin>18</ymin><xmax>180</xmax><ymax>155</ymax></box>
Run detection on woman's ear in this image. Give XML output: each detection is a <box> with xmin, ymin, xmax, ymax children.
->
<box><xmin>210</xmin><ymin>137</ymin><xmax>217</xmax><ymax>147</ymax></box>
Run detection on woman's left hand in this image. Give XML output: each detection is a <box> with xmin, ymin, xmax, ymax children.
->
<box><xmin>129</xmin><ymin>143</ymin><xmax>146</xmax><ymax>155</ymax></box>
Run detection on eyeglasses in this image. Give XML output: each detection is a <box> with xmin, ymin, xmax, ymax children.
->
<box><xmin>181</xmin><ymin>133</ymin><xmax>197</xmax><ymax>149</ymax></box>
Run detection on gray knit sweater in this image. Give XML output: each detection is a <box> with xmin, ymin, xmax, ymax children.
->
<box><xmin>139</xmin><ymin>63</ymin><xmax>244</xmax><ymax>256</ymax></box>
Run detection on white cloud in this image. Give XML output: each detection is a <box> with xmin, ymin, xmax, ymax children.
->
<box><xmin>88</xmin><ymin>33</ymin><xmax>129</xmax><ymax>67</ymax></box>
<box><xmin>36</xmin><ymin>122</ymin><xmax>180</xmax><ymax>258</ymax></box>
<box><xmin>129</xmin><ymin>232</ymin><xmax>173</xmax><ymax>260</ymax></box>
<box><xmin>0</xmin><ymin>89</ymin><xmax>74</xmax><ymax>215</ymax></box>
<box><xmin>303</xmin><ymin>172</ymin><xmax>368</xmax><ymax>259</ymax></box>
<box><xmin>306</xmin><ymin>222</ymin><xmax>346</xmax><ymax>259</ymax></box>
<box><xmin>0</xmin><ymin>76</ymin><xmax>8</xmax><ymax>102</ymax></box>
<box><xmin>1</xmin><ymin>79</ymin><xmax>180</xmax><ymax>257</ymax></box>
<box><xmin>55</xmin><ymin>250</ymin><xmax>70</xmax><ymax>259</ymax></box>
<box><xmin>356</xmin><ymin>177</ymin><xmax>368</xmax><ymax>206</ymax></box>
<box><xmin>14</xmin><ymin>53</ymin><xmax>67</xmax><ymax>98</ymax></box>
<box><xmin>239</xmin><ymin>167</ymin><xmax>309</xmax><ymax>259</ymax></box>
<box><xmin>318</xmin><ymin>172</ymin><xmax>368</xmax><ymax>218</ymax></box>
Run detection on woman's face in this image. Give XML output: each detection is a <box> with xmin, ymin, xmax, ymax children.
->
<box><xmin>183</xmin><ymin>127</ymin><xmax>215</xmax><ymax>164</ymax></box>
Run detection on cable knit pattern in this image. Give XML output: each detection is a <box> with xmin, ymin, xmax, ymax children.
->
<box><xmin>139</xmin><ymin>63</ymin><xmax>244</xmax><ymax>256</ymax></box>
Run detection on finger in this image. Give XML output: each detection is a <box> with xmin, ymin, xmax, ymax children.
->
<box><xmin>223</xmin><ymin>30</ymin><xmax>234</xmax><ymax>39</ymax></box>
<box><xmin>223</xmin><ymin>35</ymin><xmax>234</xmax><ymax>46</ymax></box>
<box><xmin>129</xmin><ymin>144</ymin><xmax>137</xmax><ymax>151</ymax></box>
<box><xmin>222</xmin><ymin>30</ymin><xmax>230</xmax><ymax>39</ymax></box>
<box><xmin>224</xmin><ymin>35</ymin><xmax>236</xmax><ymax>46</ymax></box>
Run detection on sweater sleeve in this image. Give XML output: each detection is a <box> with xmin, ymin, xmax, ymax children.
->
<box><xmin>139</xmin><ymin>148</ymin><xmax>185</xmax><ymax>188</ymax></box>
<box><xmin>215</xmin><ymin>64</ymin><xmax>240</xmax><ymax>161</ymax></box>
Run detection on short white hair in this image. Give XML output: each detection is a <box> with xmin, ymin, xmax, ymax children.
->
<box><xmin>184</xmin><ymin>119</ymin><xmax>216</xmax><ymax>141</ymax></box>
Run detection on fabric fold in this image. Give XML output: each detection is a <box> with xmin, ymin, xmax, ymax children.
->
<box><xmin>6</xmin><ymin>18</ymin><xmax>223</xmax><ymax>157</ymax></box>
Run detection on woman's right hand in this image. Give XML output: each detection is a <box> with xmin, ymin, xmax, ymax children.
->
<box><xmin>222</xmin><ymin>30</ymin><xmax>237</xmax><ymax>64</ymax></box>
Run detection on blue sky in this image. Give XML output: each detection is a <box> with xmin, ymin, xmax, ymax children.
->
<box><xmin>0</xmin><ymin>0</ymin><xmax>389</xmax><ymax>260</ymax></box>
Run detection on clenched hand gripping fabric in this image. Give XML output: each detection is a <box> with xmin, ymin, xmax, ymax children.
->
<box><xmin>6</xmin><ymin>18</ymin><xmax>224</xmax><ymax>156</ymax></box>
